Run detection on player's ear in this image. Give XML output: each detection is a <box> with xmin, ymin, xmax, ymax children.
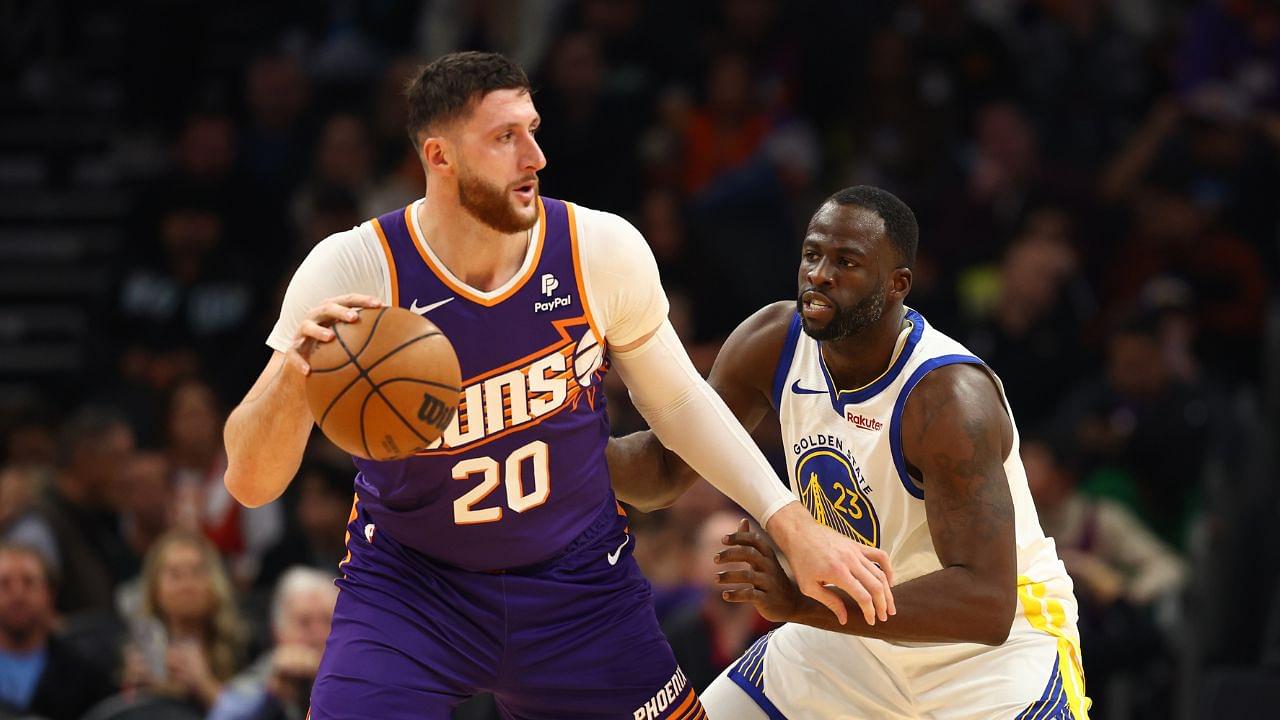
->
<box><xmin>422</xmin><ymin>136</ymin><xmax>455</xmax><ymax>176</ymax></box>
<box><xmin>889</xmin><ymin>267</ymin><xmax>912</xmax><ymax>301</ymax></box>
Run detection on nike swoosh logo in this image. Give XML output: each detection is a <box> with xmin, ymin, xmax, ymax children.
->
<box><xmin>791</xmin><ymin>379</ymin><xmax>827</xmax><ymax>395</ymax></box>
<box><xmin>606</xmin><ymin>534</ymin><xmax>630</xmax><ymax>565</ymax></box>
<box><xmin>409</xmin><ymin>297</ymin><xmax>454</xmax><ymax>315</ymax></box>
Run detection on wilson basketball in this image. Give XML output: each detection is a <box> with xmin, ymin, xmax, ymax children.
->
<box><xmin>305</xmin><ymin>306</ymin><xmax>461</xmax><ymax>461</ymax></box>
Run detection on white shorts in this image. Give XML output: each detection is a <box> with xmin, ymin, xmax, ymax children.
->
<box><xmin>701</xmin><ymin>621</ymin><xmax>1089</xmax><ymax>720</ymax></box>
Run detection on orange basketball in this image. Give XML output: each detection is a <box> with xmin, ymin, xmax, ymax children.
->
<box><xmin>304</xmin><ymin>306</ymin><xmax>461</xmax><ymax>461</ymax></box>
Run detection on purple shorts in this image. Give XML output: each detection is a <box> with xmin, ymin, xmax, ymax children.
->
<box><xmin>309</xmin><ymin>499</ymin><xmax>704</xmax><ymax>720</ymax></box>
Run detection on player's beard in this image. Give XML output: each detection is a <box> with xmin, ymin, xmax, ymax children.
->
<box><xmin>457</xmin><ymin>166</ymin><xmax>538</xmax><ymax>234</ymax></box>
<box><xmin>797</xmin><ymin>280</ymin><xmax>887</xmax><ymax>342</ymax></box>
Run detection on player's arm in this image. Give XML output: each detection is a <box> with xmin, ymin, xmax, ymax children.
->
<box><xmin>719</xmin><ymin>364</ymin><xmax>1018</xmax><ymax>645</ymax></box>
<box><xmin>579</xmin><ymin>206</ymin><xmax>892</xmax><ymax>626</ymax></box>
<box><xmin>224</xmin><ymin>228</ymin><xmax>387</xmax><ymax>507</ymax></box>
<box><xmin>607</xmin><ymin>302</ymin><xmax>791</xmax><ymax>512</ymax></box>
<box><xmin>224</xmin><ymin>296</ymin><xmax>380</xmax><ymax>507</ymax></box>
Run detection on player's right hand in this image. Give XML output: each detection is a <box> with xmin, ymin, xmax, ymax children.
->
<box><xmin>766</xmin><ymin>502</ymin><xmax>895</xmax><ymax>626</ymax></box>
<box><xmin>286</xmin><ymin>293</ymin><xmax>383</xmax><ymax>375</ymax></box>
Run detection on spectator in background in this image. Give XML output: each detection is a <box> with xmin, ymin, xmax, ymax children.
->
<box><xmin>1007</xmin><ymin>0</ymin><xmax>1157</xmax><ymax>170</ymax></box>
<box><xmin>1103</xmin><ymin>181</ymin><xmax>1269</xmax><ymax>384</ymax></box>
<box><xmin>292</xmin><ymin>113</ymin><xmax>377</xmax><ymax>229</ymax></box>
<box><xmin>168</xmin><ymin>379</ymin><xmax>283</xmax><ymax>588</ymax></box>
<box><xmin>1177</xmin><ymin>0</ymin><xmax>1280</xmax><ymax>114</ymax></box>
<box><xmin>211</xmin><ymin>567</ymin><xmax>338</xmax><ymax>720</ymax></box>
<box><xmin>241</xmin><ymin>54</ymin><xmax>312</xmax><ymax>196</ymax></box>
<box><xmin>0</xmin><ymin>464</ymin><xmax>49</xmax><ymax>544</ymax></box>
<box><xmin>938</xmin><ymin>100</ymin><xmax>1064</xmax><ymax>267</ymax></box>
<box><xmin>0</xmin><ymin>543</ymin><xmax>116</xmax><ymax>719</ymax></box>
<box><xmin>533</xmin><ymin>30</ymin><xmax>644</xmax><ymax>213</ymax></box>
<box><xmin>256</xmin><ymin>463</ymin><xmax>350</xmax><ymax>591</ymax></box>
<box><xmin>118</xmin><ymin>451</ymin><xmax>174</xmax><ymax>571</ymax></box>
<box><xmin>122</xmin><ymin>531</ymin><xmax>246</xmax><ymax>714</ymax></box>
<box><xmin>1024</xmin><ymin>436</ymin><xmax>1186</xmax><ymax>717</ymax></box>
<box><xmin>838</xmin><ymin>28</ymin><xmax>948</xmax><ymax>201</ymax></box>
<box><xmin>1105</xmin><ymin>180</ymin><xmax>1264</xmax><ymax>381</ymax></box>
<box><xmin>662</xmin><ymin>511</ymin><xmax>773</xmax><ymax>692</ymax></box>
<box><xmin>1101</xmin><ymin>95</ymin><xmax>1274</xmax><ymax>380</ymax></box>
<box><xmin>682</xmin><ymin>51</ymin><xmax>771</xmax><ymax>196</ymax></box>
<box><xmin>115</xmin><ymin>195</ymin><xmax>260</xmax><ymax>400</ymax></box>
<box><xmin>9</xmin><ymin>407</ymin><xmax>135</xmax><ymax>614</ymax></box>
<box><xmin>961</xmin><ymin>208</ymin><xmax>1095</xmax><ymax>429</ymax></box>
<box><xmin>1025</xmin><ymin>437</ymin><xmax>1188</xmax><ymax>612</ymax></box>
<box><xmin>2</xmin><ymin>409</ymin><xmax>57</xmax><ymax>468</ymax></box>
<box><xmin>364</xmin><ymin>56</ymin><xmax>427</xmax><ymax>217</ymax></box>
<box><xmin>1053</xmin><ymin>313</ymin><xmax>1217</xmax><ymax>548</ymax></box>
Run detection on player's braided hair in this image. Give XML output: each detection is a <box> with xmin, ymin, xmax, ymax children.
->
<box><xmin>404</xmin><ymin>51</ymin><xmax>531</xmax><ymax>144</ymax></box>
<box><xmin>826</xmin><ymin>186</ymin><xmax>919</xmax><ymax>268</ymax></box>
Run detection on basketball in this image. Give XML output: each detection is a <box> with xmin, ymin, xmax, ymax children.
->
<box><xmin>304</xmin><ymin>306</ymin><xmax>462</xmax><ymax>461</ymax></box>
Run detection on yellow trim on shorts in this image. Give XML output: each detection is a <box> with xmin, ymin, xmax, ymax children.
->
<box><xmin>1017</xmin><ymin>575</ymin><xmax>1091</xmax><ymax>719</ymax></box>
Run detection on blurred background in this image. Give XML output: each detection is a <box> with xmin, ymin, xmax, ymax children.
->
<box><xmin>0</xmin><ymin>0</ymin><xmax>1277</xmax><ymax>718</ymax></box>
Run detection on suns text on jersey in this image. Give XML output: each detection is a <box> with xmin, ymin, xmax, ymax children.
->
<box><xmin>417</xmin><ymin>341</ymin><xmax>588</xmax><ymax>454</ymax></box>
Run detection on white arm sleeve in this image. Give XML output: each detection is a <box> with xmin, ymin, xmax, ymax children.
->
<box><xmin>611</xmin><ymin>320</ymin><xmax>797</xmax><ymax>525</ymax></box>
<box><xmin>573</xmin><ymin>205</ymin><xmax>670</xmax><ymax>347</ymax></box>
<box><xmin>265</xmin><ymin>224</ymin><xmax>392</xmax><ymax>353</ymax></box>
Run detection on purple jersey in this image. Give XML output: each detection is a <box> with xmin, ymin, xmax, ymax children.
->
<box><xmin>354</xmin><ymin>197</ymin><xmax>613</xmax><ymax>571</ymax></box>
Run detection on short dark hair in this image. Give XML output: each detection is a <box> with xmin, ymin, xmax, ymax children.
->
<box><xmin>824</xmin><ymin>186</ymin><xmax>919</xmax><ymax>268</ymax></box>
<box><xmin>57</xmin><ymin>405</ymin><xmax>129</xmax><ymax>468</ymax></box>
<box><xmin>0</xmin><ymin>541</ymin><xmax>58</xmax><ymax>595</ymax></box>
<box><xmin>404</xmin><ymin>52</ymin><xmax>531</xmax><ymax>144</ymax></box>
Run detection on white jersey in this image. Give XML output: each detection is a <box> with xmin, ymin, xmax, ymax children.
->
<box><xmin>701</xmin><ymin>308</ymin><xmax>1089</xmax><ymax>719</ymax></box>
<box><xmin>774</xmin><ymin>306</ymin><xmax>1070</xmax><ymax>594</ymax></box>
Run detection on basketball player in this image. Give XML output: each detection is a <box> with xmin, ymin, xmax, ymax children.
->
<box><xmin>222</xmin><ymin>53</ymin><xmax>893</xmax><ymax>719</ymax></box>
<box><xmin>610</xmin><ymin>186</ymin><xmax>1090</xmax><ymax>719</ymax></box>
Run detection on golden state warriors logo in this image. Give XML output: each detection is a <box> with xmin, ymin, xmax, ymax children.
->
<box><xmin>795</xmin><ymin>446</ymin><xmax>880</xmax><ymax>547</ymax></box>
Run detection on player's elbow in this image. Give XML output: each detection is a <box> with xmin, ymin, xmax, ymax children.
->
<box><xmin>974</xmin><ymin>586</ymin><xmax>1017</xmax><ymax>646</ymax></box>
<box><xmin>223</xmin><ymin>464</ymin><xmax>275</xmax><ymax>508</ymax></box>
<box><xmin>636</xmin><ymin>480</ymin><xmax>693</xmax><ymax>513</ymax></box>
<box><xmin>618</xmin><ymin>477</ymin><xmax>689</xmax><ymax>513</ymax></box>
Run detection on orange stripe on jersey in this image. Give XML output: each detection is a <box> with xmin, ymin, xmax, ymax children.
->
<box><xmin>458</xmin><ymin>327</ymin><xmax>578</xmax><ymax>387</ymax></box>
<box><xmin>403</xmin><ymin>199</ymin><xmax>547</xmax><ymax>307</ymax></box>
<box><xmin>338</xmin><ymin>494</ymin><xmax>359</xmax><ymax>570</ymax></box>
<box><xmin>370</xmin><ymin>217</ymin><xmax>400</xmax><ymax>308</ymax></box>
<box><xmin>668</xmin><ymin>689</ymin><xmax>698</xmax><ymax>719</ymax></box>
<box><xmin>565</xmin><ymin>201</ymin><xmax>604</xmax><ymax>347</ymax></box>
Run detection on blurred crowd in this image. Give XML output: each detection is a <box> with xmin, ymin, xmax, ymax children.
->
<box><xmin>2</xmin><ymin>1</ymin><xmax>1279</xmax><ymax>718</ymax></box>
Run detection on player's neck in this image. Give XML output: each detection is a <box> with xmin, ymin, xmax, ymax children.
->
<box><xmin>417</xmin><ymin>190</ymin><xmax>530</xmax><ymax>293</ymax></box>
<box><xmin>819</xmin><ymin>307</ymin><xmax>909</xmax><ymax>392</ymax></box>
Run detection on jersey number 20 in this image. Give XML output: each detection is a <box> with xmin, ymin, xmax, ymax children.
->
<box><xmin>451</xmin><ymin>440</ymin><xmax>550</xmax><ymax>524</ymax></box>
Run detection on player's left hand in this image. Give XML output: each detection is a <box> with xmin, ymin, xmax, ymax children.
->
<box><xmin>715</xmin><ymin>519</ymin><xmax>805</xmax><ymax>622</ymax></box>
<box><xmin>765</xmin><ymin>502</ymin><xmax>895</xmax><ymax>625</ymax></box>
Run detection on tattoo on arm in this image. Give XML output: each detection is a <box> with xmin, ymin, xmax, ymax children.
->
<box><xmin>926</xmin><ymin>410</ymin><xmax>1014</xmax><ymax>557</ymax></box>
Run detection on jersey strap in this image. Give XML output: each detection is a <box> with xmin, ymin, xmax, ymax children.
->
<box><xmin>887</xmin><ymin>353</ymin><xmax>983</xmax><ymax>499</ymax></box>
<box><xmin>770</xmin><ymin>312</ymin><xmax>804</xmax><ymax>410</ymax></box>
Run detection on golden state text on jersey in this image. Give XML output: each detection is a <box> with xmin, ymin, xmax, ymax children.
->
<box><xmin>791</xmin><ymin>433</ymin><xmax>880</xmax><ymax>548</ymax></box>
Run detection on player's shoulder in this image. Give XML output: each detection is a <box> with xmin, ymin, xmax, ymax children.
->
<box><xmin>732</xmin><ymin>301</ymin><xmax>797</xmax><ymax>348</ymax></box>
<box><xmin>900</xmin><ymin>361</ymin><xmax>1012</xmax><ymax>457</ymax></box>
<box><xmin>309</xmin><ymin>221</ymin><xmax>377</xmax><ymax>254</ymax></box>
<box><xmin>303</xmin><ymin>222</ymin><xmax>383</xmax><ymax>264</ymax></box>
<box><xmin>565</xmin><ymin>202</ymin><xmax>644</xmax><ymax>246</ymax></box>
<box><xmin>564</xmin><ymin>203</ymin><xmax>657</xmax><ymax>284</ymax></box>
<box><xmin>715</xmin><ymin>301</ymin><xmax>798</xmax><ymax>388</ymax></box>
